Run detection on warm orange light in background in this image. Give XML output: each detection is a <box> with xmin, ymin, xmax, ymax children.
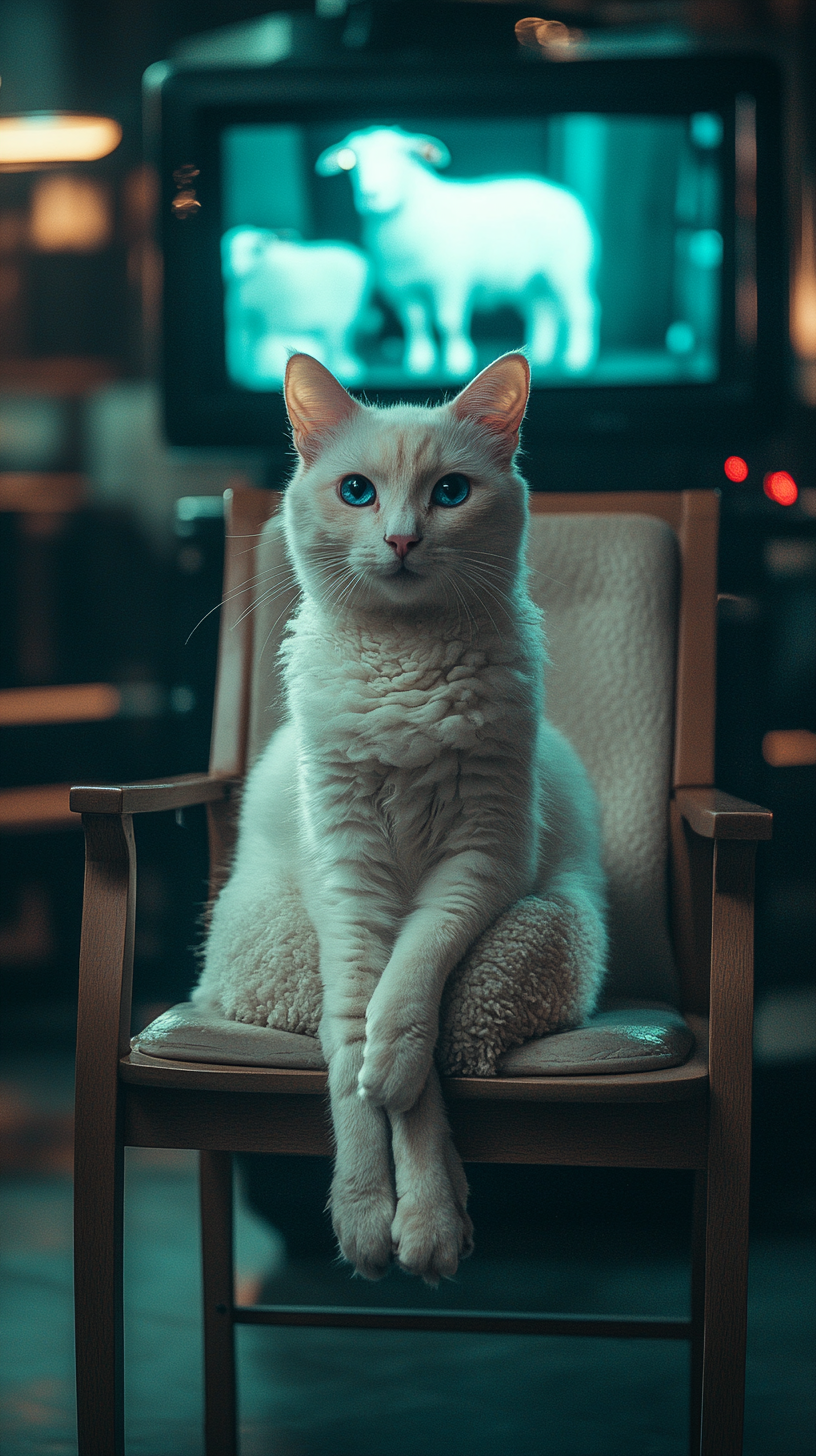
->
<box><xmin>0</xmin><ymin>114</ymin><xmax>122</xmax><ymax>167</ymax></box>
<box><xmin>514</xmin><ymin>17</ymin><xmax>583</xmax><ymax>53</ymax></box>
<box><xmin>791</xmin><ymin>178</ymin><xmax>816</xmax><ymax>361</ymax></box>
<box><xmin>0</xmin><ymin>783</ymin><xmax>78</xmax><ymax>832</ymax></box>
<box><xmin>724</xmin><ymin>456</ymin><xmax>749</xmax><ymax>482</ymax></box>
<box><xmin>792</xmin><ymin>266</ymin><xmax>816</xmax><ymax>360</ymax></box>
<box><xmin>0</xmin><ymin>683</ymin><xmax>121</xmax><ymax>727</ymax></box>
<box><xmin>763</xmin><ymin>470</ymin><xmax>798</xmax><ymax>506</ymax></box>
<box><xmin>29</xmin><ymin>175</ymin><xmax>113</xmax><ymax>252</ymax></box>
<box><xmin>762</xmin><ymin>730</ymin><xmax>816</xmax><ymax>768</ymax></box>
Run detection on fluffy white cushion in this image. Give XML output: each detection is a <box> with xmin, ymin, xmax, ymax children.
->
<box><xmin>193</xmin><ymin>884</ymin><xmax>609</xmax><ymax>1076</ymax></box>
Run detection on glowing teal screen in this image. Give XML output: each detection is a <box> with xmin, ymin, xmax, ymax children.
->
<box><xmin>221</xmin><ymin>114</ymin><xmax>724</xmax><ymax>391</ymax></box>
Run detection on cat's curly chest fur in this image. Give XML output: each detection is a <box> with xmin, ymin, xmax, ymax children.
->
<box><xmin>284</xmin><ymin>602</ymin><xmax>523</xmax><ymax>771</ymax></box>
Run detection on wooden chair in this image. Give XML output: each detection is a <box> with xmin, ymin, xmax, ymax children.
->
<box><xmin>71</xmin><ymin>485</ymin><xmax>771</xmax><ymax>1456</ymax></box>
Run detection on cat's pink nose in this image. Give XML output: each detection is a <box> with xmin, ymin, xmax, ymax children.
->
<box><xmin>385</xmin><ymin>532</ymin><xmax>421</xmax><ymax>560</ymax></box>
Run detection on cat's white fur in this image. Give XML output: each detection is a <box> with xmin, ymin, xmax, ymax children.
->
<box><xmin>199</xmin><ymin>352</ymin><xmax>607</xmax><ymax>1283</ymax></box>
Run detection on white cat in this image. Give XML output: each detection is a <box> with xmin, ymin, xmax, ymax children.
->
<box><xmin>199</xmin><ymin>352</ymin><xmax>607</xmax><ymax>1283</ymax></box>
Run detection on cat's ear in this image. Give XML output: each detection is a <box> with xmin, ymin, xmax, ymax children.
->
<box><xmin>284</xmin><ymin>354</ymin><xmax>361</xmax><ymax>463</ymax></box>
<box><xmin>449</xmin><ymin>353</ymin><xmax>530</xmax><ymax>456</ymax></box>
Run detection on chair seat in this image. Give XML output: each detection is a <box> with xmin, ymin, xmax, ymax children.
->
<box><xmin>132</xmin><ymin>1000</ymin><xmax>695</xmax><ymax>1077</ymax></box>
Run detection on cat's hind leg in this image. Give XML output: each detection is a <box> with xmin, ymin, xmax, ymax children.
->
<box><xmin>389</xmin><ymin>1066</ymin><xmax>473</xmax><ymax>1285</ymax></box>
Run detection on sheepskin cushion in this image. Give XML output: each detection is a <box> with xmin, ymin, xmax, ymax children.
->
<box><xmin>134</xmin><ymin>894</ymin><xmax>692</xmax><ymax>1079</ymax></box>
<box><xmin>190</xmin><ymin>885</ymin><xmax>606</xmax><ymax>1077</ymax></box>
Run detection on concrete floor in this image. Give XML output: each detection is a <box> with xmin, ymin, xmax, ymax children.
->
<box><xmin>0</xmin><ymin>1055</ymin><xmax>814</xmax><ymax>1455</ymax></box>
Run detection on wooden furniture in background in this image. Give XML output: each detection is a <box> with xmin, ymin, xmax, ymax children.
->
<box><xmin>0</xmin><ymin>472</ymin><xmax>86</xmax><ymax>514</ymax></box>
<box><xmin>0</xmin><ymin>682</ymin><xmax>120</xmax><ymax>833</ymax></box>
<box><xmin>71</xmin><ymin>487</ymin><xmax>771</xmax><ymax>1456</ymax></box>
<box><xmin>0</xmin><ymin>358</ymin><xmax>119</xmax><ymax>395</ymax></box>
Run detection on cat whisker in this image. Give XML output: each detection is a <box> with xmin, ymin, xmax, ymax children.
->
<box><xmin>231</xmin><ymin>539</ymin><xmax>278</xmax><ymax>561</ymax></box>
<box><xmin>459</xmin><ymin>561</ymin><xmax>516</xmax><ymax>593</ymax></box>
<box><xmin>315</xmin><ymin>561</ymin><xmax>359</xmax><ymax>606</ymax></box>
<box><xmin>453</xmin><ymin>561</ymin><xmax>524</xmax><ymax>633</ymax></box>
<box><xmin>225</xmin><ymin>563</ymin><xmax>301</xmax><ymax>600</ymax></box>
<box><xmin>466</xmin><ymin>578</ymin><xmax>518</xmax><ymax>630</ymax></box>
<box><xmin>184</xmin><ymin>561</ymin><xmax>304</xmax><ymax>644</ymax></box>
<box><xmin>256</xmin><ymin>588</ymin><xmax>308</xmax><ymax>664</ymax></box>
<box><xmin>325</xmin><ymin>568</ymin><xmax>365</xmax><ymax>613</ymax></box>
<box><xmin>467</xmin><ymin>580</ymin><xmax>515</xmax><ymax>611</ymax></box>
<box><xmin>456</xmin><ymin>548</ymin><xmax>517</xmax><ymax>562</ymax></box>
<box><xmin>230</xmin><ymin>575</ymin><xmax>307</xmax><ymax>631</ymax></box>
<box><xmin>458</xmin><ymin>558</ymin><xmax>521</xmax><ymax>604</ymax></box>
<box><xmin>184</xmin><ymin>580</ymin><xmax>269</xmax><ymax>646</ymax></box>
<box><xmin>437</xmin><ymin>567</ymin><xmax>463</xmax><ymax>637</ymax></box>
<box><xmin>460</xmin><ymin>576</ymin><xmax>505</xmax><ymax>640</ymax></box>
<box><xmin>437</xmin><ymin>572</ymin><xmax>454</xmax><ymax>626</ymax></box>
<box><xmin>449</xmin><ymin>552</ymin><xmax>528</xmax><ymax>597</ymax></box>
<box><xmin>185</xmin><ymin>600</ymin><xmax>228</xmax><ymax>646</ymax></box>
<box><xmin>444</xmin><ymin>570</ymin><xmax>478</xmax><ymax>641</ymax></box>
<box><xmin>457</xmin><ymin>548</ymin><xmax>566</xmax><ymax>588</ymax></box>
<box><xmin>320</xmin><ymin>579</ymin><xmax>356</xmax><ymax>611</ymax></box>
<box><xmin>251</xmin><ymin>562</ymin><xmax>365</xmax><ymax>653</ymax></box>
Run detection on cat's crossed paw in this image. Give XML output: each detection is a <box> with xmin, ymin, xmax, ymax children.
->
<box><xmin>391</xmin><ymin>1187</ymin><xmax>474</xmax><ymax>1286</ymax></box>
<box><xmin>330</xmin><ymin>1174</ymin><xmax>396</xmax><ymax>1281</ymax></box>
<box><xmin>357</xmin><ymin>1012</ymin><xmax>435</xmax><ymax>1113</ymax></box>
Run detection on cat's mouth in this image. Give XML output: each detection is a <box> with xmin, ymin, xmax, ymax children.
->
<box><xmin>383</xmin><ymin>559</ymin><xmax>423</xmax><ymax>580</ymax></box>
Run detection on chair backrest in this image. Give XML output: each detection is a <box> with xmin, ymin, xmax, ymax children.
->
<box><xmin>209</xmin><ymin>487</ymin><xmax>718</xmax><ymax>1011</ymax></box>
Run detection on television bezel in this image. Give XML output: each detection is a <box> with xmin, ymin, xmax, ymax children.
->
<box><xmin>155</xmin><ymin>53</ymin><xmax>786</xmax><ymax>457</ymax></box>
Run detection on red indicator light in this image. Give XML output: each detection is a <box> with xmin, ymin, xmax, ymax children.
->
<box><xmin>763</xmin><ymin>471</ymin><xmax>798</xmax><ymax>506</ymax></box>
<box><xmin>724</xmin><ymin>455</ymin><xmax>749</xmax><ymax>482</ymax></box>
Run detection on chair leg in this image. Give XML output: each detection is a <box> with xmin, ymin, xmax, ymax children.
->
<box><xmin>200</xmin><ymin>1151</ymin><xmax>238</xmax><ymax>1456</ymax></box>
<box><xmin>698</xmin><ymin>838</ymin><xmax>755</xmax><ymax>1456</ymax></box>
<box><xmin>698</xmin><ymin>1154</ymin><xmax>750</xmax><ymax>1456</ymax></box>
<box><xmin>689</xmin><ymin>1170</ymin><xmax>707</xmax><ymax>1456</ymax></box>
<box><xmin>73</xmin><ymin>1120</ymin><xmax>125</xmax><ymax>1454</ymax></box>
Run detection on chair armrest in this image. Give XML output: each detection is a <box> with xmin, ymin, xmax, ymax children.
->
<box><xmin>675</xmin><ymin>787</ymin><xmax>772</xmax><ymax>841</ymax></box>
<box><xmin>70</xmin><ymin>772</ymin><xmax>235</xmax><ymax>816</ymax></box>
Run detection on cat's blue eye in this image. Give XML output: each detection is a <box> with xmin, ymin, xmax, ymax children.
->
<box><xmin>431</xmin><ymin>473</ymin><xmax>471</xmax><ymax>508</ymax></box>
<box><xmin>339</xmin><ymin>474</ymin><xmax>376</xmax><ymax>507</ymax></box>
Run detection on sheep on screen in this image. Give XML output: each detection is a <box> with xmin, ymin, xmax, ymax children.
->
<box><xmin>222</xmin><ymin>228</ymin><xmax>373</xmax><ymax>389</ymax></box>
<box><xmin>316</xmin><ymin>126</ymin><xmax>599</xmax><ymax>379</ymax></box>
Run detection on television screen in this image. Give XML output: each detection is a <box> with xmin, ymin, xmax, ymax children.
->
<box><xmin>220</xmin><ymin>113</ymin><xmax>725</xmax><ymax>394</ymax></box>
<box><xmin>156</xmin><ymin>54</ymin><xmax>783</xmax><ymax>450</ymax></box>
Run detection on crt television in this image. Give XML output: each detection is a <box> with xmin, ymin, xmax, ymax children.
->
<box><xmin>153</xmin><ymin>51</ymin><xmax>785</xmax><ymax>463</ymax></box>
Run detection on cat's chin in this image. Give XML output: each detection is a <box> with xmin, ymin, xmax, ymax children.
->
<box><xmin>371</xmin><ymin>570</ymin><xmax>439</xmax><ymax>611</ymax></box>
<box><xmin>381</xmin><ymin>566</ymin><xmax>424</xmax><ymax>587</ymax></box>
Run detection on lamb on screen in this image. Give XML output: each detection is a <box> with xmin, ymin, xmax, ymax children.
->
<box><xmin>316</xmin><ymin>125</ymin><xmax>600</xmax><ymax>379</ymax></box>
<box><xmin>222</xmin><ymin>227</ymin><xmax>373</xmax><ymax>387</ymax></box>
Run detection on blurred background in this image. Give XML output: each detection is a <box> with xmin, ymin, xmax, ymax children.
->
<box><xmin>0</xmin><ymin>3</ymin><xmax>813</xmax><ymax>1453</ymax></box>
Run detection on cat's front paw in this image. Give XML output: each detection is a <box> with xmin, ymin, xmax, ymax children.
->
<box><xmin>357</xmin><ymin>1013</ymin><xmax>435</xmax><ymax>1113</ymax></box>
<box><xmin>330</xmin><ymin>1174</ymin><xmax>396</xmax><ymax>1281</ymax></box>
<box><xmin>391</xmin><ymin>1188</ymin><xmax>474</xmax><ymax>1286</ymax></box>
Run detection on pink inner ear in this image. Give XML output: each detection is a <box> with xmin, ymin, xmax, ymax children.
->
<box><xmin>451</xmin><ymin>355</ymin><xmax>530</xmax><ymax>442</ymax></box>
<box><xmin>475</xmin><ymin>409</ymin><xmax>519</xmax><ymax>439</ymax></box>
<box><xmin>284</xmin><ymin>354</ymin><xmax>360</xmax><ymax>457</ymax></box>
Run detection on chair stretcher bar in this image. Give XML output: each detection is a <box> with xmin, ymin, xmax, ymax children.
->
<box><xmin>233</xmin><ymin>1304</ymin><xmax>691</xmax><ymax>1339</ymax></box>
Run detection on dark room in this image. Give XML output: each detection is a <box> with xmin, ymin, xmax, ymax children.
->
<box><xmin>0</xmin><ymin>3</ymin><xmax>814</xmax><ymax>1453</ymax></box>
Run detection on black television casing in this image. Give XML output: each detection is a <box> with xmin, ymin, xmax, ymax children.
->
<box><xmin>153</xmin><ymin>50</ymin><xmax>786</xmax><ymax>462</ymax></box>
